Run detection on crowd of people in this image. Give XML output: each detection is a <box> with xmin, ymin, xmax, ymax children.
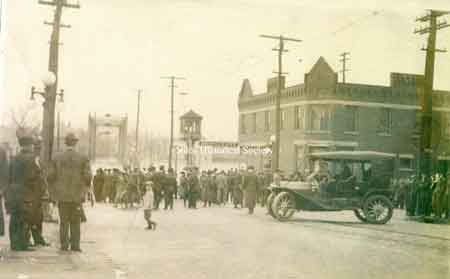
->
<box><xmin>89</xmin><ymin>164</ymin><xmax>273</xmax><ymax>231</ymax></box>
<box><xmin>91</xmin><ymin>165</ymin><xmax>274</xmax><ymax>215</ymax></box>
<box><xmin>391</xmin><ymin>173</ymin><xmax>449</xmax><ymax>221</ymax></box>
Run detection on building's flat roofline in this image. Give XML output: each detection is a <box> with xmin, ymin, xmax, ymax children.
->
<box><xmin>337</xmin><ymin>82</ymin><xmax>390</xmax><ymax>89</ymax></box>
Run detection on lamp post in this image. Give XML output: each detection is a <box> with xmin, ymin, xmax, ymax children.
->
<box><xmin>269</xmin><ymin>134</ymin><xmax>276</xmax><ymax>170</ymax></box>
<box><xmin>31</xmin><ymin>71</ymin><xmax>64</xmax><ymax>163</ymax></box>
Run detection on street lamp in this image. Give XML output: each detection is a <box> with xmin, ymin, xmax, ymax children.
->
<box><xmin>269</xmin><ymin>134</ymin><xmax>276</xmax><ymax>143</ymax></box>
<box><xmin>30</xmin><ymin>71</ymin><xmax>64</xmax><ymax>102</ymax></box>
<box><xmin>30</xmin><ymin>71</ymin><xmax>64</xmax><ymax>163</ymax></box>
<box><xmin>42</xmin><ymin>71</ymin><xmax>56</xmax><ymax>87</ymax></box>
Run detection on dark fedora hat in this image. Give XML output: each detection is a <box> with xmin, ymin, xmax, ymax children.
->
<box><xmin>64</xmin><ymin>132</ymin><xmax>79</xmax><ymax>145</ymax></box>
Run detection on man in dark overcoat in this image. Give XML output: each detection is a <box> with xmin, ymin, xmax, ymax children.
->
<box><xmin>205</xmin><ymin>171</ymin><xmax>216</xmax><ymax>207</ymax></box>
<box><xmin>25</xmin><ymin>138</ymin><xmax>49</xmax><ymax>246</ymax></box>
<box><xmin>4</xmin><ymin>128</ymin><xmax>39</xmax><ymax>251</ymax></box>
<box><xmin>187</xmin><ymin>170</ymin><xmax>200</xmax><ymax>209</ymax></box>
<box><xmin>164</xmin><ymin>168</ymin><xmax>177</xmax><ymax>210</ymax></box>
<box><xmin>48</xmin><ymin>133</ymin><xmax>92</xmax><ymax>252</ymax></box>
<box><xmin>93</xmin><ymin>169</ymin><xmax>105</xmax><ymax>202</ymax></box>
<box><xmin>232</xmin><ymin>170</ymin><xmax>243</xmax><ymax>209</ymax></box>
<box><xmin>0</xmin><ymin>143</ymin><xmax>9</xmax><ymax>237</ymax></box>
<box><xmin>151</xmin><ymin>166</ymin><xmax>166</xmax><ymax>210</ymax></box>
<box><xmin>242</xmin><ymin>166</ymin><xmax>259</xmax><ymax>214</ymax></box>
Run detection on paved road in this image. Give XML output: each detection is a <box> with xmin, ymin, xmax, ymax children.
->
<box><xmin>80</xmin><ymin>201</ymin><xmax>449</xmax><ymax>279</ymax></box>
<box><xmin>1</xmin><ymin>201</ymin><xmax>449</xmax><ymax>279</ymax></box>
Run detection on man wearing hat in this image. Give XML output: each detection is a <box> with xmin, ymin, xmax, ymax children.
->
<box><xmin>164</xmin><ymin>168</ymin><xmax>177</xmax><ymax>210</ymax></box>
<box><xmin>187</xmin><ymin>170</ymin><xmax>200</xmax><ymax>209</ymax></box>
<box><xmin>151</xmin><ymin>166</ymin><xmax>166</xmax><ymax>210</ymax></box>
<box><xmin>4</xmin><ymin>128</ymin><xmax>40</xmax><ymax>251</ymax></box>
<box><xmin>242</xmin><ymin>166</ymin><xmax>259</xmax><ymax>214</ymax></box>
<box><xmin>24</xmin><ymin>137</ymin><xmax>49</xmax><ymax>246</ymax></box>
<box><xmin>48</xmin><ymin>132</ymin><xmax>92</xmax><ymax>252</ymax></box>
<box><xmin>232</xmin><ymin>169</ymin><xmax>243</xmax><ymax>209</ymax></box>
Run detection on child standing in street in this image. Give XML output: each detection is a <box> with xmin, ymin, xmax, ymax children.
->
<box><xmin>143</xmin><ymin>182</ymin><xmax>157</xmax><ymax>230</ymax></box>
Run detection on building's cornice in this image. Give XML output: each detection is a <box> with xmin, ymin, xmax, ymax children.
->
<box><xmin>239</xmin><ymin>99</ymin><xmax>450</xmax><ymax>114</ymax></box>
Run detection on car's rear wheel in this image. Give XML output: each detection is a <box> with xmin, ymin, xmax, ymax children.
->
<box><xmin>266</xmin><ymin>192</ymin><xmax>276</xmax><ymax>218</ymax></box>
<box><xmin>363</xmin><ymin>195</ymin><xmax>394</xmax><ymax>224</ymax></box>
<box><xmin>272</xmin><ymin>192</ymin><xmax>296</xmax><ymax>222</ymax></box>
<box><xmin>353</xmin><ymin>209</ymin><xmax>367</xmax><ymax>223</ymax></box>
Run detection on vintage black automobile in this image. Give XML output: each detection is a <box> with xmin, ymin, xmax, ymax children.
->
<box><xmin>267</xmin><ymin>151</ymin><xmax>396</xmax><ymax>224</ymax></box>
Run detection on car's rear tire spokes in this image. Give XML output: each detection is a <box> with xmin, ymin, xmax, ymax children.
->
<box><xmin>363</xmin><ymin>195</ymin><xmax>394</xmax><ymax>224</ymax></box>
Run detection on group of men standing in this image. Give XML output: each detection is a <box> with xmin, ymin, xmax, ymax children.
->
<box><xmin>93</xmin><ymin>165</ymin><xmax>179</xmax><ymax>210</ymax></box>
<box><xmin>393</xmin><ymin>173</ymin><xmax>450</xmax><ymax>220</ymax></box>
<box><xmin>92</xmin><ymin>168</ymin><xmax>120</xmax><ymax>204</ymax></box>
<box><xmin>178</xmin><ymin>166</ymin><xmax>272</xmax><ymax>214</ymax></box>
<box><xmin>0</xmin><ymin>129</ymin><xmax>92</xmax><ymax>252</ymax></box>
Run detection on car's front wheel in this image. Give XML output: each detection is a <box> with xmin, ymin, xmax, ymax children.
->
<box><xmin>362</xmin><ymin>195</ymin><xmax>394</xmax><ymax>224</ymax></box>
<box><xmin>272</xmin><ymin>192</ymin><xmax>297</xmax><ymax>222</ymax></box>
<box><xmin>353</xmin><ymin>209</ymin><xmax>367</xmax><ymax>223</ymax></box>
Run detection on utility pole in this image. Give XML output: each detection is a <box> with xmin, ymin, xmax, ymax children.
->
<box><xmin>56</xmin><ymin>110</ymin><xmax>61</xmax><ymax>151</ymax></box>
<box><xmin>414</xmin><ymin>9</ymin><xmax>449</xmax><ymax>176</ymax></box>
<box><xmin>260</xmin><ymin>34</ymin><xmax>301</xmax><ymax>171</ymax></box>
<box><xmin>135</xmin><ymin>89</ymin><xmax>142</xmax><ymax>167</ymax></box>
<box><xmin>339</xmin><ymin>52</ymin><xmax>350</xmax><ymax>83</ymax></box>
<box><xmin>38</xmin><ymin>0</ymin><xmax>80</xmax><ymax>165</ymax></box>
<box><xmin>161</xmin><ymin>76</ymin><xmax>185</xmax><ymax>170</ymax></box>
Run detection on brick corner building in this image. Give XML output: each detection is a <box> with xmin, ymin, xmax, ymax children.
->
<box><xmin>238</xmin><ymin>56</ymin><xmax>450</xmax><ymax>176</ymax></box>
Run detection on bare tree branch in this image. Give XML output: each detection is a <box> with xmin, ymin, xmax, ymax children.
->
<box><xmin>9</xmin><ymin>103</ymin><xmax>41</xmax><ymax>130</ymax></box>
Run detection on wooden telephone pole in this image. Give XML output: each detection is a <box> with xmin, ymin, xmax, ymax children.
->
<box><xmin>414</xmin><ymin>9</ymin><xmax>449</xmax><ymax>176</ymax></box>
<box><xmin>39</xmin><ymin>0</ymin><xmax>79</xmax><ymax>164</ymax></box>
<box><xmin>260</xmin><ymin>35</ymin><xmax>301</xmax><ymax>171</ymax></box>
<box><xmin>339</xmin><ymin>52</ymin><xmax>350</xmax><ymax>83</ymax></box>
<box><xmin>135</xmin><ymin>89</ymin><xmax>142</xmax><ymax>167</ymax></box>
<box><xmin>161</xmin><ymin>76</ymin><xmax>185</xmax><ymax>170</ymax></box>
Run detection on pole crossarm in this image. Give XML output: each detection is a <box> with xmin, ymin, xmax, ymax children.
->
<box><xmin>272</xmin><ymin>71</ymin><xmax>289</xmax><ymax>75</ymax></box>
<box><xmin>260</xmin><ymin>34</ymin><xmax>302</xmax><ymax>42</ymax></box>
<box><xmin>272</xmin><ymin>48</ymin><xmax>289</xmax><ymax>52</ymax></box>
<box><xmin>44</xmin><ymin>21</ymin><xmax>71</xmax><ymax>28</ymax></box>
<box><xmin>161</xmin><ymin>76</ymin><xmax>186</xmax><ymax>80</ymax></box>
<box><xmin>421</xmin><ymin>47</ymin><xmax>447</xmax><ymax>53</ymax></box>
<box><xmin>38</xmin><ymin>0</ymin><xmax>80</xmax><ymax>8</ymax></box>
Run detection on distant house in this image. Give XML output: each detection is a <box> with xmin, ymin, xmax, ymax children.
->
<box><xmin>238</xmin><ymin>56</ymin><xmax>450</xmax><ymax>176</ymax></box>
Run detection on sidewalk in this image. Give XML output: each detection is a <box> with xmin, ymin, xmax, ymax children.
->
<box><xmin>0</xmin><ymin>218</ymin><xmax>120</xmax><ymax>279</ymax></box>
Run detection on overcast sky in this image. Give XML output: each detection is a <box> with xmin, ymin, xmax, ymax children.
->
<box><xmin>1</xmin><ymin>0</ymin><xmax>450</xmax><ymax>141</ymax></box>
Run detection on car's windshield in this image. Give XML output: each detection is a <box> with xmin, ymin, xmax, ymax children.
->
<box><xmin>315</xmin><ymin>160</ymin><xmax>371</xmax><ymax>183</ymax></box>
